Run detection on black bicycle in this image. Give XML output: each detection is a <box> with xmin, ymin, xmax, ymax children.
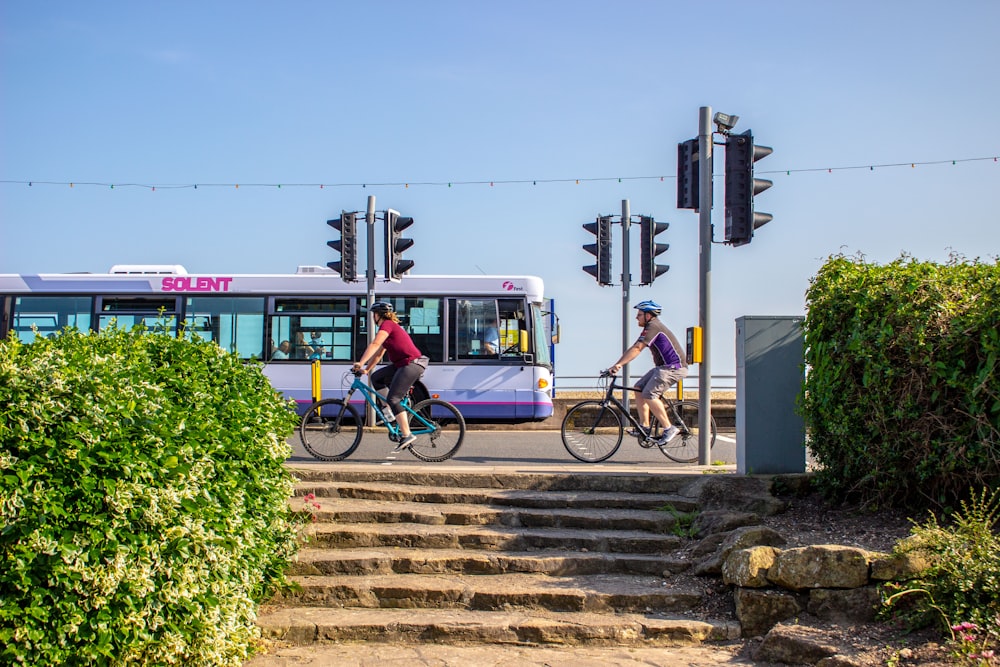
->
<box><xmin>560</xmin><ymin>370</ymin><xmax>717</xmax><ymax>463</ymax></box>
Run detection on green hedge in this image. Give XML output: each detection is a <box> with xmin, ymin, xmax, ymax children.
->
<box><xmin>0</xmin><ymin>326</ymin><xmax>301</xmax><ymax>666</ymax></box>
<box><xmin>800</xmin><ymin>254</ymin><xmax>1000</xmax><ymax>510</ymax></box>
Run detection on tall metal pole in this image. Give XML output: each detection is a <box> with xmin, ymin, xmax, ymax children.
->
<box><xmin>621</xmin><ymin>199</ymin><xmax>631</xmax><ymax>412</ymax></box>
<box><xmin>365</xmin><ymin>194</ymin><xmax>377</xmax><ymax>425</ymax></box>
<box><xmin>365</xmin><ymin>194</ymin><xmax>377</xmax><ymax>324</ymax></box>
<box><xmin>697</xmin><ymin>107</ymin><xmax>713</xmax><ymax>465</ymax></box>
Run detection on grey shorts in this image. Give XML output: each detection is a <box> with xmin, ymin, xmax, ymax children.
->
<box><xmin>635</xmin><ymin>366</ymin><xmax>687</xmax><ymax>400</ymax></box>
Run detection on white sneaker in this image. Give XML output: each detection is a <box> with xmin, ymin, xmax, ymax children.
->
<box><xmin>393</xmin><ymin>434</ymin><xmax>417</xmax><ymax>451</ymax></box>
<box><xmin>655</xmin><ymin>426</ymin><xmax>679</xmax><ymax>445</ymax></box>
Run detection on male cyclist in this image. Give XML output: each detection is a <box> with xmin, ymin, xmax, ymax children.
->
<box><xmin>352</xmin><ymin>301</ymin><xmax>429</xmax><ymax>451</ymax></box>
<box><xmin>607</xmin><ymin>300</ymin><xmax>688</xmax><ymax>445</ymax></box>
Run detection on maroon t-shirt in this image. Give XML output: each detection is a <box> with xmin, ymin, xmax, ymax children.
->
<box><xmin>378</xmin><ymin>319</ymin><xmax>422</xmax><ymax>367</ymax></box>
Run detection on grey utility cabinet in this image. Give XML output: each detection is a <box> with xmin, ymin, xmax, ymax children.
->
<box><xmin>735</xmin><ymin>316</ymin><xmax>806</xmax><ymax>474</ymax></box>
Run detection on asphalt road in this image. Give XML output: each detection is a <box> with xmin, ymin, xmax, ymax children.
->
<box><xmin>288</xmin><ymin>428</ymin><xmax>738</xmax><ymax>469</ymax></box>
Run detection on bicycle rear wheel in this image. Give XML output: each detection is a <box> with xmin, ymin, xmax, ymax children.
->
<box><xmin>656</xmin><ymin>399</ymin><xmax>716</xmax><ymax>463</ymax></box>
<box><xmin>299</xmin><ymin>399</ymin><xmax>363</xmax><ymax>461</ymax></box>
<box><xmin>408</xmin><ymin>398</ymin><xmax>466</xmax><ymax>462</ymax></box>
<box><xmin>560</xmin><ymin>400</ymin><xmax>624</xmax><ymax>463</ymax></box>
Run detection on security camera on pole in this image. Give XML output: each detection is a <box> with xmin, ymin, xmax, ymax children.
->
<box><xmin>676</xmin><ymin>108</ymin><xmax>775</xmax><ymax>464</ymax></box>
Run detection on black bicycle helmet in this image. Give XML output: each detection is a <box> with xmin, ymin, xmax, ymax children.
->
<box><xmin>369</xmin><ymin>301</ymin><xmax>394</xmax><ymax>315</ymax></box>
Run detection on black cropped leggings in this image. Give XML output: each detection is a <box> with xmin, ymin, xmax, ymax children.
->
<box><xmin>370</xmin><ymin>361</ymin><xmax>424</xmax><ymax>415</ymax></box>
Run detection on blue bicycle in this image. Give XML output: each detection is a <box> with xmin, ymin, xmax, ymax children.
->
<box><xmin>299</xmin><ymin>371</ymin><xmax>466</xmax><ymax>462</ymax></box>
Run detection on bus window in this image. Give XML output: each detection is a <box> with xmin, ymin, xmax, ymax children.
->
<box><xmin>97</xmin><ymin>296</ymin><xmax>179</xmax><ymax>334</ymax></box>
<box><xmin>11</xmin><ymin>296</ymin><xmax>92</xmax><ymax>341</ymax></box>
<box><xmin>497</xmin><ymin>299</ymin><xmax>526</xmax><ymax>358</ymax></box>
<box><xmin>454</xmin><ymin>299</ymin><xmax>500</xmax><ymax>358</ymax></box>
<box><xmin>185</xmin><ymin>297</ymin><xmax>265</xmax><ymax>359</ymax></box>
<box><xmin>359</xmin><ymin>297</ymin><xmax>444</xmax><ymax>363</ymax></box>
<box><xmin>451</xmin><ymin>298</ymin><xmax>527</xmax><ymax>359</ymax></box>
<box><xmin>270</xmin><ymin>298</ymin><xmax>352</xmax><ymax>361</ymax></box>
<box><xmin>530</xmin><ymin>303</ymin><xmax>551</xmax><ymax>367</ymax></box>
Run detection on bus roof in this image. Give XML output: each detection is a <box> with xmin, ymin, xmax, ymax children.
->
<box><xmin>0</xmin><ymin>266</ymin><xmax>547</xmax><ymax>301</ymax></box>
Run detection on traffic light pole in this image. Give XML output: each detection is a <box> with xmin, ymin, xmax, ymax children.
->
<box><xmin>621</xmin><ymin>199</ymin><xmax>631</xmax><ymax>413</ymax></box>
<box><xmin>697</xmin><ymin>106</ymin><xmax>713</xmax><ymax>465</ymax></box>
<box><xmin>365</xmin><ymin>195</ymin><xmax>376</xmax><ymax>322</ymax></box>
<box><xmin>365</xmin><ymin>195</ymin><xmax>377</xmax><ymax>426</ymax></box>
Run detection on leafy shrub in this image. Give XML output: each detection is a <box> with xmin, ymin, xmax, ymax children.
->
<box><xmin>882</xmin><ymin>488</ymin><xmax>1000</xmax><ymax>652</ymax></box>
<box><xmin>800</xmin><ymin>253</ymin><xmax>1000</xmax><ymax>510</ymax></box>
<box><xmin>0</xmin><ymin>325</ymin><xmax>301</xmax><ymax>666</ymax></box>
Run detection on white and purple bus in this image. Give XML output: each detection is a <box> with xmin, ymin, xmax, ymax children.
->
<box><xmin>0</xmin><ymin>265</ymin><xmax>557</xmax><ymax>422</ymax></box>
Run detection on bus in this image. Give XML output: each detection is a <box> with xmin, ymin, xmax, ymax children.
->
<box><xmin>0</xmin><ymin>265</ymin><xmax>557</xmax><ymax>422</ymax></box>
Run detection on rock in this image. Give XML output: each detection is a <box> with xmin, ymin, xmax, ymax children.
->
<box><xmin>692</xmin><ymin>509</ymin><xmax>760</xmax><ymax>537</ymax></box>
<box><xmin>734</xmin><ymin>588</ymin><xmax>802</xmax><ymax>637</ymax></box>
<box><xmin>870</xmin><ymin>549</ymin><xmax>932</xmax><ymax>581</ymax></box>
<box><xmin>722</xmin><ymin>545</ymin><xmax>779</xmax><ymax>587</ymax></box>
<box><xmin>754</xmin><ymin>623</ymin><xmax>839</xmax><ymax>664</ymax></box>
<box><xmin>694</xmin><ymin>526</ymin><xmax>786</xmax><ymax>576</ymax></box>
<box><xmin>698</xmin><ymin>476</ymin><xmax>788</xmax><ymax>516</ymax></box>
<box><xmin>768</xmin><ymin>545</ymin><xmax>872</xmax><ymax>591</ymax></box>
<box><xmin>808</xmin><ymin>587</ymin><xmax>881</xmax><ymax>623</ymax></box>
<box><xmin>817</xmin><ymin>655</ymin><xmax>865</xmax><ymax>667</ymax></box>
<box><xmin>690</xmin><ymin>531</ymin><xmax>729</xmax><ymax>557</ymax></box>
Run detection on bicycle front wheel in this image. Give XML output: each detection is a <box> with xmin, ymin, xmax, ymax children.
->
<box><xmin>408</xmin><ymin>399</ymin><xmax>466</xmax><ymax>462</ymax></box>
<box><xmin>561</xmin><ymin>401</ymin><xmax>624</xmax><ymax>463</ymax></box>
<box><xmin>657</xmin><ymin>399</ymin><xmax>716</xmax><ymax>463</ymax></box>
<box><xmin>299</xmin><ymin>399</ymin><xmax>363</xmax><ymax>461</ymax></box>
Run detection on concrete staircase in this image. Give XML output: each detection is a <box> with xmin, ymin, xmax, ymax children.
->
<box><xmin>256</xmin><ymin>468</ymin><xmax>742</xmax><ymax>648</ymax></box>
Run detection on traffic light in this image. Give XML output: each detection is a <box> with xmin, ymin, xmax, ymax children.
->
<box><xmin>724</xmin><ymin>129</ymin><xmax>773</xmax><ymax>246</ymax></box>
<box><xmin>676</xmin><ymin>138</ymin><xmax>699</xmax><ymax>210</ymax></box>
<box><xmin>639</xmin><ymin>215</ymin><xmax>669</xmax><ymax>285</ymax></box>
<box><xmin>582</xmin><ymin>215</ymin><xmax>613</xmax><ymax>286</ymax></box>
<box><xmin>327</xmin><ymin>211</ymin><xmax>357</xmax><ymax>282</ymax></box>
<box><xmin>384</xmin><ymin>208</ymin><xmax>414</xmax><ymax>281</ymax></box>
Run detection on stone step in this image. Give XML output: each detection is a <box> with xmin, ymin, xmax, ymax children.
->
<box><xmin>255</xmin><ymin>471</ymin><xmax>768</xmax><ymax>653</ymax></box>
<box><xmin>256</xmin><ymin>607</ymin><xmax>740</xmax><ymax>647</ymax></box>
<box><xmin>288</xmin><ymin>468</ymin><xmax>710</xmax><ymax>496</ymax></box>
<box><xmin>291</xmin><ymin>496</ymin><xmax>695</xmax><ymax>532</ymax></box>
<box><xmin>291</xmin><ymin>546</ymin><xmax>676</xmax><ymax>577</ymax></box>
<box><xmin>304</xmin><ymin>521</ymin><xmax>687</xmax><ymax>554</ymax></box>
<box><xmin>274</xmin><ymin>572</ymin><xmax>703</xmax><ymax>613</ymax></box>
<box><xmin>294</xmin><ymin>480</ymin><xmax>701</xmax><ymax>512</ymax></box>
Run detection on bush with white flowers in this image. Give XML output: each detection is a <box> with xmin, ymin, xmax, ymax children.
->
<box><xmin>0</xmin><ymin>325</ymin><xmax>301</xmax><ymax>665</ymax></box>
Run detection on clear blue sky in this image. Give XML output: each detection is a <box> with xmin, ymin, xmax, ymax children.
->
<box><xmin>2</xmin><ymin>1</ymin><xmax>998</xmax><ymax>383</ymax></box>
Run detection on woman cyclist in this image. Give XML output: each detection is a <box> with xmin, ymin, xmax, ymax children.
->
<box><xmin>352</xmin><ymin>301</ymin><xmax>429</xmax><ymax>451</ymax></box>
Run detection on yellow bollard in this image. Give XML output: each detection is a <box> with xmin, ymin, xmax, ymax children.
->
<box><xmin>311</xmin><ymin>359</ymin><xmax>321</xmax><ymax>404</ymax></box>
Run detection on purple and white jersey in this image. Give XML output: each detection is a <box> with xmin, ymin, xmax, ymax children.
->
<box><xmin>637</xmin><ymin>319</ymin><xmax>687</xmax><ymax>370</ymax></box>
